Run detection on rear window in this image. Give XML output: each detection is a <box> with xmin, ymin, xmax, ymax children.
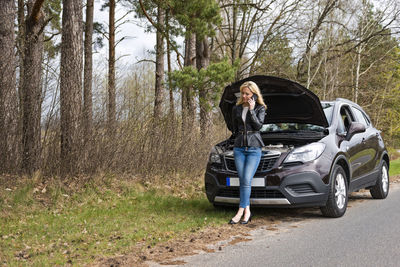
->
<box><xmin>351</xmin><ymin>107</ymin><xmax>370</xmax><ymax>127</ymax></box>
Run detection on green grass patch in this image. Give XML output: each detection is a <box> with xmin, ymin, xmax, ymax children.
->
<box><xmin>0</xmin><ymin>179</ymin><xmax>230</xmax><ymax>266</ymax></box>
<box><xmin>390</xmin><ymin>158</ymin><xmax>400</xmax><ymax>176</ymax></box>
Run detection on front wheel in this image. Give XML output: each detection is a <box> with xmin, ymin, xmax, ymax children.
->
<box><xmin>321</xmin><ymin>165</ymin><xmax>348</xmax><ymax>218</ymax></box>
<box><xmin>370</xmin><ymin>161</ymin><xmax>389</xmax><ymax>199</ymax></box>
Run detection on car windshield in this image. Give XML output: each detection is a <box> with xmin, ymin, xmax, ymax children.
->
<box><xmin>321</xmin><ymin>102</ymin><xmax>334</xmax><ymax>125</ymax></box>
<box><xmin>260</xmin><ymin>123</ymin><xmax>325</xmax><ymax>133</ymax></box>
<box><xmin>260</xmin><ymin>102</ymin><xmax>334</xmax><ymax>133</ymax></box>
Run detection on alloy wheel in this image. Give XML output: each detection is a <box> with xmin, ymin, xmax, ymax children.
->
<box><xmin>382</xmin><ymin>165</ymin><xmax>389</xmax><ymax>194</ymax></box>
<box><xmin>335</xmin><ymin>173</ymin><xmax>346</xmax><ymax>209</ymax></box>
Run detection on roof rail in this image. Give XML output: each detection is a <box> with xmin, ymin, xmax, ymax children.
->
<box><xmin>335</xmin><ymin>98</ymin><xmax>362</xmax><ymax>109</ymax></box>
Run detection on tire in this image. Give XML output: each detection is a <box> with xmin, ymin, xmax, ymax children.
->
<box><xmin>370</xmin><ymin>161</ymin><xmax>389</xmax><ymax>199</ymax></box>
<box><xmin>321</xmin><ymin>165</ymin><xmax>348</xmax><ymax>218</ymax></box>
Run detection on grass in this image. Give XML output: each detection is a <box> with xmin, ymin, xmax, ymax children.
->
<box><xmin>389</xmin><ymin>158</ymin><xmax>400</xmax><ymax>177</ymax></box>
<box><xmin>0</xmin><ymin>176</ymin><xmax>230</xmax><ymax>266</ymax></box>
<box><xmin>1</xmin><ymin>157</ymin><xmax>400</xmax><ymax>266</ymax></box>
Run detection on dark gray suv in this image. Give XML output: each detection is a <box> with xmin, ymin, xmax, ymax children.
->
<box><xmin>205</xmin><ymin>76</ymin><xmax>389</xmax><ymax>217</ymax></box>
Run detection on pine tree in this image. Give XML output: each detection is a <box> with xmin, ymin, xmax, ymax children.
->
<box><xmin>60</xmin><ymin>0</ymin><xmax>83</xmax><ymax>175</ymax></box>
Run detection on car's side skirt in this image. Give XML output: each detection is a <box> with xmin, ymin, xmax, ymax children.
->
<box><xmin>349</xmin><ymin>169</ymin><xmax>380</xmax><ymax>192</ymax></box>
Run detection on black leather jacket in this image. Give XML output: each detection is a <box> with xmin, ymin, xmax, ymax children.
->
<box><xmin>231</xmin><ymin>104</ymin><xmax>265</xmax><ymax>147</ymax></box>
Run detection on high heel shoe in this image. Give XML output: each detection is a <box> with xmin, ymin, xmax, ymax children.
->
<box><xmin>228</xmin><ymin>218</ymin><xmax>240</xmax><ymax>224</ymax></box>
<box><xmin>241</xmin><ymin>213</ymin><xmax>252</xmax><ymax>224</ymax></box>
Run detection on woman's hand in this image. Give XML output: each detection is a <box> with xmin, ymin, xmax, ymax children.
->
<box><xmin>248</xmin><ymin>97</ymin><xmax>255</xmax><ymax>110</ymax></box>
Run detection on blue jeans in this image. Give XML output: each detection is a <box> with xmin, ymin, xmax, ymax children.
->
<box><xmin>233</xmin><ymin>147</ymin><xmax>262</xmax><ymax>208</ymax></box>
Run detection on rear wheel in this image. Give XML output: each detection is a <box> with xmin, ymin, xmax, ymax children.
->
<box><xmin>370</xmin><ymin>161</ymin><xmax>389</xmax><ymax>199</ymax></box>
<box><xmin>321</xmin><ymin>165</ymin><xmax>348</xmax><ymax>218</ymax></box>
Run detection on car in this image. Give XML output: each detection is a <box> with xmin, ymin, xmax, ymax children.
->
<box><xmin>205</xmin><ymin>75</ymin><xmax>390</xmax><ymax>217</ymax></box>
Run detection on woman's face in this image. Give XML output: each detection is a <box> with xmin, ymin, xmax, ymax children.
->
<box><xmin>241</xmin><ymin>87</ymin><xmax>254</xmax><ymax>103</ymax></box>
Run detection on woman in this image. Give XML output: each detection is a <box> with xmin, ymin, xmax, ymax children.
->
<box><xmin>229</xmin><ymin>81</ymin><xmax>266</xmax><ymax>224</ymax></box>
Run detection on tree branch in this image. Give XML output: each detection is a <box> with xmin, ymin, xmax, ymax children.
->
<box><xmin>30</xmin><ymin>0</ymin><xmax>46</xmax><ymax>24</ymax></box>
<box><xmin>220</xmin><ymin>2</ymin><xmax>272</xmax><ymax>12</ymax></box>
<box><xmin>135</xmin><ymin>58</ymin><xmax>156</xmax><ymax>64</ymax></box>
<box><xmin>138</xmin><ymin>0</ymin><xmax>183</xmax><ymax>69</ymax></box>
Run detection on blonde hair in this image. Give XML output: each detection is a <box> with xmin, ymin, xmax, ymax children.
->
<box><xmin>236</xmin><ymin>81</ymin><xmax>267</xmax><ymax>108</ymax></box>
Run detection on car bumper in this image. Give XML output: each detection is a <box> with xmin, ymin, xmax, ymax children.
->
<box><xmin>213</xmin><ymin>196</ymin><xmax>291</xmax><ymax>205</ymax></box>
<box><xmin>205</xmin><ymin>166</ymin><xmax>330</xmax><ymax>208</ymax></box>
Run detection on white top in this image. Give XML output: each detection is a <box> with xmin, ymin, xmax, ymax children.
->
<box><xmin>242</xmin><ymin>107</ymin><xmax>249</xmax><ymax>123</ymax></box>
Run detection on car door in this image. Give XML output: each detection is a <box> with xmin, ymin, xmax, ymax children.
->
<box><xmin>338</xmin><ymin>105</ymin><xmax>369</xmax><ymax>180</ymax></box>
<box><xmin>350</xmin><ymin>106</ymin><xmax>380</xmax><ymax>175</ymax></box>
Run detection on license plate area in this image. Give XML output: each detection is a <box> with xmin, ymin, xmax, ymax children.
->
<box><xmin>226</xmin><ymin>177</ymin><xmax>265</xmax><ymax>187</ymax></box>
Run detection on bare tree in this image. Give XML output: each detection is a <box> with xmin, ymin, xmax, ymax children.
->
<box><xmin>351</xmin><ymin>0</ymin><xmax>400</xmax><ymax>103</ymax></box>
<box><xmin>0</xmin><ymin>0</ymin><xmax>18</xmax><ymax>173</ymax></box>
<box><xmin>215</xmin><ymin>0</ymin><xmax>299</xmax><ymax>79</ymax></box>
<box><xmin>296</xmin><ymin>0</ymin><xmax>339</xmax><ymax>83</ymax></box>
<box><xmin>60</xmin><ymin>0</ymin><xmax>83</xmax><ymax>175</ymax></box>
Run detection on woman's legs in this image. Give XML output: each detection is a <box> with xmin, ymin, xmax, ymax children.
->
<box><xmin>231</xmin><ymin>147</ymin><xmax>261</xmax><ymax>223</ymax></box>
<box><xmin>239</xmin><ymin>147</ymin><xmax>261</xmax><ymax>208</ymax></box>
<box><xmin>241</xmin><ymin>147</ymin><xmax>261</xmax><ymax>221</ymax></box>
<box><xmin>232</xmin><ymin>147</ymin><xmax>246</xmax><ymax>223</ymax></box>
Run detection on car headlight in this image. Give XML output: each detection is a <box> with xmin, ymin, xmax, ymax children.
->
<box><xmin>284</xmin><ymin>143</ymin><xmax>326</xmax><ymax>164</ymax></box>
<box><xmin>209</xmin><ymin>146</ymin><xmax>222</xmax><ymax>164</ymax></box>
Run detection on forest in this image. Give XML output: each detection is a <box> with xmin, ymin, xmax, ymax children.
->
<box><xmin>1</xmin><ymin>0</ymin><xmax>400</xmax><ymax>178</ymax></box>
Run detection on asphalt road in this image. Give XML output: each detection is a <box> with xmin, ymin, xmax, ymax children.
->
<box><xmin>179</xmin><ymin>184</ymin><xmax>400</xmax><ymax>267</ymax></box>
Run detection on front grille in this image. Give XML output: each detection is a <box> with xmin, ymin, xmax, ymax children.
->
<box><xmin>217</xmin><ymin>188</ymin><xmax>285</xmax><ymax>199</ymax></box>
<box><xmin>225</xmin><ymin>157</ymin><xmax>236</xmax><ymax>171</ymax></box>
<box><xmin>286</xmin><ymin>184</ymin><xmax>316</xmax><ymax>194</ymax></box>
<box><xmin>225</xmin><ymin>155</ymin><xmax>279</xmax><ymax>173</ymax></box>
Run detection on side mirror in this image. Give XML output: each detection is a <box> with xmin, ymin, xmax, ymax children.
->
<box><xmin>346</xmin><ymin>122</ymin><xmax>366</xmax><ymax>140</ymax></box>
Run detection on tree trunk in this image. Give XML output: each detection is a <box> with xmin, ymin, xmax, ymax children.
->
<box><xmin>17</xmin><ymin>0</ymin><xmax>25</xmax><ymax>134</ymax></box>
<box><xmin>108</xmin><ymin>0</ymin><xmax>116</xmax><ymax>133</ymax></box>
<box><xmin>231</xmin><ymin>2</ymin><xmax>237</xmax><ymax>64</ymax></box>
<box><xmin>182</xmin><ymin>32</ymin><xmax>196</xmax><ymax>133</ymax></box>
<box><xmin>83</xmin><ymin>0</ymin><xmax>94</xmax><ymax>142</ymax></box>
<box><xmin>196</xmin><ymin>35</ymin><xmax>211</xmax><ymax>139</ymax></box>
<box><xmin>21</xmin><ymin>0</ymin><xmax>46</xmax><ymax>175</ymax></box>
<box><xmin>0</xmin><ymin>0</ymin><xmax>18</xmax><ymax>173</ymax></box>
<box><xmin>231</xmin><ymin>2</ymin><xmax>241</xmax><ymax>81</ymax></box>
<box><xmin>166</xmin><ymin>9</ymin><xmax>174</xmax><ymax>118</ymax></box>
<box><xmin>154</xmin><ymin>5</ymin><xmax>165</xmax><ymax>120</ymax></box>
<box><xmin>354</xmin><ymin>45</ymin><xmax>362</xmax><ymax>103</ymax></box>
<box><xmin>60</xmin><ymin>0</ymin><xmax>83</xmax><ymax>175</ymax></box>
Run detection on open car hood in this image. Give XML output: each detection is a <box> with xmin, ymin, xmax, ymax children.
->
<box><xmin>219</xmin><ymin>75</ymin><xmax>329</xmax><ymax>132</ymax></box>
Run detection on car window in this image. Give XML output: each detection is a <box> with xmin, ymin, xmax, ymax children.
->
<box><xmin>339</xmin><ymin>105</ymin><xmax>354</xmax><ymax>134</ymax></box>
<box><xmin>321</xmin><ymin>102</ymin><xmax>334</xmax><ymax>125</ymax></box>
<box><xmin>363</xmin><ymin>113</ymin><xmax>371</xmax><ymax>125</ymax></box>
<box><xmin>337</xmin><ymin>115</ymin><xmax>346</xmax><ymax>134</ymax></box>
<box><xmin>352</xmin><ymin>107</ymin><xmax>370</xmax><ymax>127</ymax></box>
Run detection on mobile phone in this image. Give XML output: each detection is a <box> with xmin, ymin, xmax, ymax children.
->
<box><xmin>251</xmin><ymin>94</ymin><xmax>258</xmax><ymax>101</ymax></box>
